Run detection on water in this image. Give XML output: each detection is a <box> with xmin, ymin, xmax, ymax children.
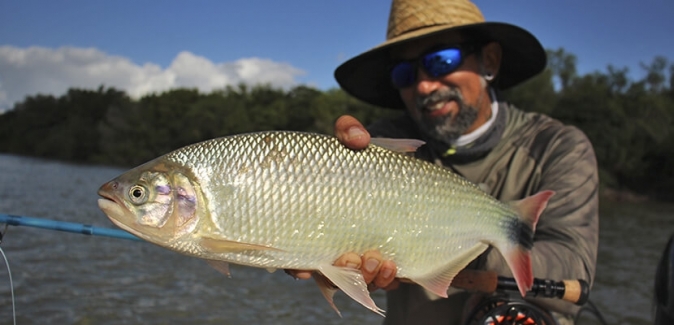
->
<box><xmin>587</xmin><ymin>201</ymin><xmax>674</xmax><ymax>324</ymax></box>
<box><xmin>0</xmin><ymin>154</ymin><xmax>672</xmax><ymax>324</ymax></box>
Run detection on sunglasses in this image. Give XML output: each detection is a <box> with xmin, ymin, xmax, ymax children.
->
<box><xmin>390</xmin><ymin>45</ymin><xmax>478</xmax><ymax>89</ymax></box>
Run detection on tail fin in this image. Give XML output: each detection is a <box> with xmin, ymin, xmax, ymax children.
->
<box><xmin>505</xmin><ymin>190</ymin><xmax>555</xmax><ymax>296</ymax></box>
<box><xmin>510</xmin><ymin>190</ymin><xmax>555</xmax><ymax>233</ymax></box>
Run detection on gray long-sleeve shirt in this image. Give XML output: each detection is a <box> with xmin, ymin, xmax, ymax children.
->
<box><xmin>367</xmin><ymin>103</ymin><xmax>599</xmax><ymax>324</ymax></box>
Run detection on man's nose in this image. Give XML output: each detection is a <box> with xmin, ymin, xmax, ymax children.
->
<box><xmin>414</xmin><ymin>68</ymin><xmax>441</xmax><ymax>95</ymax></box>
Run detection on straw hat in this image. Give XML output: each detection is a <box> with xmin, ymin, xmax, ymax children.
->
<box><xmin>334</xmin><ymin>0</ymin><xmax>546</xmax><ymax>109</ymax></box>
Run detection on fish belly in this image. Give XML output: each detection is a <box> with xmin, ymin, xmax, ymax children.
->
<box><xmin>165</xmin><ymin>132</ymin><xmax>515</xmax><ymax>278</ymax></box>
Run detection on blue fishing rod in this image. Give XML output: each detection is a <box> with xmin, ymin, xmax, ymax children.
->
<box><xmin>0</xmin><ymin>213</ymin><xmax>142</xmax><ymax>325</ymax></box>
<box><xmin>0</xmin><ymin>213</ymin><xmax>612</xmax><ymax>325</ymax></box>
<box><xmin>0</xmin><ymin>213</ymin><xmax>143</xmax><ymax>242</ymax></box>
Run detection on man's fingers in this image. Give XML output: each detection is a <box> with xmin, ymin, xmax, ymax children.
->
<box><xmin>284</xmin><ymin>251</ymin><xmax>361</xmax><ymax>281</ymax></box>
<box><xmin>361</xmin><ymin>250</ymin><xmax>384</xmax><ymax>284</ymax></box>
<box><xmin>335</xmin><ymin>115</ymin><xmax>370</xmax><ymax>150</ymax></box>
<box><xmin>334</xmin><ymin>252</ymin><xmax>362</xmax><ymax>269</ymax></box>
<box><xmin>286</xmin><ymin>250</ymin><xmax>399</xmax><ymax>293</ymax></box>
<box><xmin>285</xmin><ymin>269</ymin><xmax>312</xmax><ymax>280</ymax></box>
<box><xmin>303</xmin><ymin>252</ymin><xmax>363</xmax><ymax>289</ymax></box>
<box><xmin>374</xmin><ymin>260</ymin><xmax>398</xmax><ymax>289</ymax></box>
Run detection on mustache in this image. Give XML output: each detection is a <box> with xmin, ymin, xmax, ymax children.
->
<box><xmin>416</xmin><ymin>88</ymin><xmax>463</xmax><ymax>110</ymax></box>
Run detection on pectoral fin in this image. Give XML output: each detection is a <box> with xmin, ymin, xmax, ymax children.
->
<box><xmin>316</xmin><ymin>263</ymin><xmax>385</xmax><ymax>317</ymax></box>
<box><xmin>410</xmin><ymin>242</ymin><xmax>489</xmax><ymax>298</ymax></box>
<box><xmin>200</xmin><ymin>237</ymin><xmax>282</xmax><ymax>253</ymax></box>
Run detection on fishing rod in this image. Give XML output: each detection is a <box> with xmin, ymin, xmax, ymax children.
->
<box><xmin>1</xmin><ymin>212</ymin><xmax>600</xmax><ymax>324</ymax></box>
<box><xmin>449</xmin><ymin>268</ymin><xmax>590</xmax><ymax>305</ymax></box>
<box><xmin>0</xmin><ymin>213</ymin><xmax>590</xmax><ymax>305</ymax></box>
<box><xmin>395</xmin><ymin>266</ymin><xmax>592</xmax><ymax>325</ymax></box>
<box><xmin>0</xmin><ymin>214</ymin><xmax>142</xmax><ymax>242</ymax></box>
<box><xmin>448</xmin><ymin>269</ymin><xmax>592</xmax><ymax>325</ymax></box>
<box><xmin>1</xmin><ymin>213</ymin><xmax>591</xmax><ymax>302</ymax></box>
<box><xmin>0</xmin><ymin>213</ymin><xmax>141</xmax><ymax>325</ymax></box>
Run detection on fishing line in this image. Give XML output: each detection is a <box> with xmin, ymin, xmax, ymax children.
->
<box><xmin>0</xmin><ymin>226</ymin><xmax>17</xmax><ymax>325</ymax></box>
<box><xmin>0</xmin><ymin>247</ymin><xmax>16</xmax><ymax>325</ymax></box>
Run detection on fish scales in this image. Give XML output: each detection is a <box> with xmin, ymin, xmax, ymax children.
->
<box><xmin>98</xmin><ymin>130</ymin><xmax>554</xmax><ymax>316</ymax></box>
<box><xmin>166</xmin><ymin>132</ymin><xmax>498</xmax><ymax>271</ymax></box>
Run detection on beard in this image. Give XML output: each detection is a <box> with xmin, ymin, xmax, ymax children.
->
<box><xmin>411</xmin><ymin>88</ymin><xmax>479</xmax><ymax>144</ymax></box>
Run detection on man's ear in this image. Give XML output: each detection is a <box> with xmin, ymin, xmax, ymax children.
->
<box><xmin>481</xmin><ymin>42</ymin><xmax>503</xmax><ymax>80</ymax></box>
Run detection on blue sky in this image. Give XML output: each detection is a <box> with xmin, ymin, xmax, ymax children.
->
<box><xmin>1</xmin><ymin>0</ymin><xmax>672</xmax><ymax>110</ymax></box>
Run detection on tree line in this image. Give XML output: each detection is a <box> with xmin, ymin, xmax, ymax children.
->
<box><xmin>1</xmin><ymin>49</ymin><xmax>673</xmax><ymax>201</ymax></box>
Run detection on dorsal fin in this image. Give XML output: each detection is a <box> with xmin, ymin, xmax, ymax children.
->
<box><xmin>370</xmin><ymin>138</ymin><xmax>425</xmax><ymax>153</ymax></box>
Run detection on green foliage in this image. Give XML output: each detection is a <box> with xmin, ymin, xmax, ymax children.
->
<box><xmin>505</xmin><ymin>49</ymin><xmax>674</xmax><ymax>200</ymax></box>
<box><xmin>501</xmin><ymin>68</ymin><xmax>556</xmax><ymax>114</ymax></box>
<box><xmin>0</xmin><ymin>83</ymin><xmax>392</xmax><ymax>167</ymax></box>
<box><xmin>0</xmin><ymin>86</ymin><xmax>130</xmax><ymax>161</ymax></box>
<box><xmin>1</xmin><ymin>50</ymin><xmax>673</xmax><ymax>200</ymax></box>
<box><xmin>547</xmin><ymin>48</ymin><xmax>578</xmax><ymax>90</ymax></box>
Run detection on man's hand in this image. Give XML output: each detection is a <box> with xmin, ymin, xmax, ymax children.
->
<box><xmin>334</xmin><ymin>115</ymin><xmax>370</xmax><ymax>150</ymax></box>
<box><xmin>285</xmin><ymin>250</ymin><xmax>400</xmax><ymax>291</ymax></box>
<box><xmin>284</xmin><ymin>115</ymin><xmax>400</xmax><ymax>292</ymax></box>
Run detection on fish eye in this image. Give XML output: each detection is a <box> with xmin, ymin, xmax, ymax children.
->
<box><xmin>128</xmin><ymin>185</ymin><xmax>148</xmax><ymax>204</ymax></box>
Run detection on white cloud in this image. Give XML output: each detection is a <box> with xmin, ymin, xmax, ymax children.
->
<box><xmin>0</xmin><ymin>45</ymin><xmax>306</xmax><ymax>110</ymax></box>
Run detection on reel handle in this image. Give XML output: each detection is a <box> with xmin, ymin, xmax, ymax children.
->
<box><xmin>560</xmin><ymin>279</ymin><xmax>590</xmax><ymax>305</ymax></box>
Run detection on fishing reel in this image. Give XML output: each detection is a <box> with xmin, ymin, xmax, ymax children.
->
<box><xmin>463</xmin><ymin>294</ymin><xmax>557</xmax><ymax>325</ymax></box>
<box><xmin>451</xmin><ymin>270</ymin><xmax>590</xmax><ymax>325</ymax></box>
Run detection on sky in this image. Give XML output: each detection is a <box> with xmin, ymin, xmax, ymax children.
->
<box><xmin>1</xmin><ymin>0</ymin><xmax>672</xmax><ymax>111</ymax></box>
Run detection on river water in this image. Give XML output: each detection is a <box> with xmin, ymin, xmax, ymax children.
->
<box><xmin>0</xmin><ymin>154</ymin><xmax>672</xmax><ymax>324</ymax></box>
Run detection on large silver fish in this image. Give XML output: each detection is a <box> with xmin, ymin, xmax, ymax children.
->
<box><xmin>97</xmin><ymin>131</ymin><xmax>554</xmax><ymax>316</ymax></box>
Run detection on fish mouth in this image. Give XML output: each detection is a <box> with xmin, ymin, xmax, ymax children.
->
<box><xmin>95</xmin><ymin>180</ymin><xmax>155</xmax><ymax>243</ymax></box>
<box><xmin>97</xmin><ymin>180</ymin><xmax>129</xmax><ymax>224</ymax></box>
<box><xmin>97</xmin><ymin>181</ymin><xmax>119</xmax><ymax>203</ymax></box>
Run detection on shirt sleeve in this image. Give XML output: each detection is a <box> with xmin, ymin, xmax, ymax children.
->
<box><xmin>368</xmin><ymin>112</ymin><xmax>600</xmax><ymax>316</ymax></box>
<box><xmin>482</xmin><ymin>125</ymin><xmax>600</xmax><ymax>315</ymax></box>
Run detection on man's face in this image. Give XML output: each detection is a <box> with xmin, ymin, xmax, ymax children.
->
<box><xmin>391</xmin><ymin>34</ymin><xmax>495</xmax><ymax>143</ymax></box>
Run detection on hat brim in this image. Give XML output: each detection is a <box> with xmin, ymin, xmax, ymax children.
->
<box><xmin>334</xmin><ymin>22</ymin><xmax>546</xmax><ymax>109</ymax></box>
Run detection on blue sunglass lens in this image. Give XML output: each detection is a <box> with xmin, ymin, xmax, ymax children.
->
<box><xmin>391</xmin><ymin>61</ymin><xmax>416</xmax><ymax>89</ymax></box>
<box><xmin>390</xmin><ymin>48</ymin><xmax>463</xmax><ymax>89</ymax></box>
<box><xmin>422</xmin><ymin>48</ymin><xmax>462</xmax><ymax>77</ymax></box>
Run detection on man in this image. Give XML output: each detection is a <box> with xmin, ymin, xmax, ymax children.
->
<box><xmin>291</xmin><ymin>0</ymin><xmax>598</xmax><ymax>324</ymax></box>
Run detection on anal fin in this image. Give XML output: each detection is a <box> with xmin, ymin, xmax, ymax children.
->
<box><xmin>312</xmin><ymin>272</ymin><xmax>341</xmax><ymax>317</ymax></box>
<box><xmin>410</xmin><ymin>242</ymin><xmax>489</xmax><ymax>298</ymax></box>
